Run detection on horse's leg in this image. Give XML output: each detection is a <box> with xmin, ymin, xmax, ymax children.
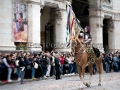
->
<box><xmin>77</xmin><ymin>65</ymin><xmax>83</xmax><ymax>89</ymax></box>
<box><xmin>80</xmin><ymin>65</ymin><xmax>86</xmax><ymax>89</ymax></box>
<box><xmin>96</xmin><ymin>56</ymin><xmax>102</xmax><ymax>86</ymax></box>
<box><xmin>77</xmin><ymin>65</ymin><xmax>82</xmax><ymax>80</ymax></box>
<box><xmin>86</xmin><ymin>63</ymin><xmax>93</xmax><ymax>87</ymax></box>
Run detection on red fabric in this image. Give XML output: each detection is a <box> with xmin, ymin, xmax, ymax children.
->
<box><xmin>10</xmin><ymin>64</ymin><xmax>15</xmax><ymax>69</ymax></box>
<box><xmin>18</xmin><ymin>18</ymin><xmax>23</xmax><ymax>22</ymax></box>
<box><xmin>60</xmin><ymin>56</ymin><xmax>65</xmax><ymax>65</ymax></box>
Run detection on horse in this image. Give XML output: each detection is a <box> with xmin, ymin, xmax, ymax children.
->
<box><xmin>69</xmin><ymin>36</ymin><xmax>103</xmax><ymax>90</ymax></box>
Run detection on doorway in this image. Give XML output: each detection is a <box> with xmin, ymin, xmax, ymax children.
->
<box><xmin>72</xmin><ymin>0</ymin><xmax>89</xmax><ymax>27</ymax></box>
<box><xmin>103</xmin><ymin>19</ymin><xmax>109</xmax><ymax>52</ymax></box>
<box><xmin>45</xmin><ymin>22</ymin><xmax>54</xmax><ymax>52</ymax></box>
<box><xmin>41</xmin><ymin>6</ymin><xmax>55</xmax><ymax>52</ymax></box>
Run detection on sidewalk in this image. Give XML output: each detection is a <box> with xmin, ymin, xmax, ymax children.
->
<box><xmin>0</xmin><ymin>73</ymin><xmax>78</xmax><ymax>85</ymax></box>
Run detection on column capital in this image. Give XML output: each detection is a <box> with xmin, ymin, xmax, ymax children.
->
<box><xmin>57</xmin><ymin>1</ymin><xmax>67</xmax><ymax>11</ymax></box>
<box><xmin>26</xmin><ymin>0</ymin><xmax>44</xmax><ymax>6</ymax></box>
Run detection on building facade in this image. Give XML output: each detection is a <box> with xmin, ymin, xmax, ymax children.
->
<box><xmin>0</xmin><ymin>0</ymin><xmax>120</xmax><ymax>52</ymax></box>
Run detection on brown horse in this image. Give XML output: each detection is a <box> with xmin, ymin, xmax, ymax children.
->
<box><xmin>70</xmin><ymin>36</ymin><xmax>103</xmax><ymax>89</ymax></box>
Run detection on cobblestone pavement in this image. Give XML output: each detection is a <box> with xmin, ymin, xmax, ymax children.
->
<box><xmin>0</xmin><ymin>72</ymin><xmax>120</xmax><ymax>90</ymax></box>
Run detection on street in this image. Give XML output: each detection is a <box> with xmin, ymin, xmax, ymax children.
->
<box><xmin>0</xmin><ymin>72</ymin><xmax>120</xmax><ymax>90</ymax></box>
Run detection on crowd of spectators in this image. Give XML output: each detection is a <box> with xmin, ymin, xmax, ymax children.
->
<box><xmin>0</xmin><ymin>50</ymin><xmax>120</xmax><ymax>84</ymax></box>
<box><xmin>102</xmin><ymin>51</ymin><xmax>120</xmax><ymax>73</ymax></box>
<box><xmin>0</xmin><ymin>51</ymin><xmax>77</xmax><ymax>83</ymax></box>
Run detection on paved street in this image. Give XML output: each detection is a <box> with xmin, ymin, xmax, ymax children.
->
<box><xmin>0</xmin><ymin>72</ymin><xmax>120</xmax><ymax>90</ymax></box>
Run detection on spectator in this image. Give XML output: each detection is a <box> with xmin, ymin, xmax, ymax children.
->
<box><xmin>104</xmin><ymin>54</ymin><xmax>110</xmax><ymax>73</ymax></box>
<box><xmin>113</xmin><ymin>54</ymin><xmax>119</xmax><ymax>72</ymax></box>
<box><xmin>41</xmin><ymin>54</ymin><xmax>48</xmax><ymax>79</ymax></box>
<box><xmin>19</xmin><ymin>57</ymin><xmax>26</xmax><ymax>84</ymax></box>
<box><xmin>50</xmin><ymin>54</ymin><xmax>55</xmax><ymax>77</ymax></box>
<box><xmin>55</xmin><ymin>54</ymin><xmax>61</xmax><ymax>80</ymax></box>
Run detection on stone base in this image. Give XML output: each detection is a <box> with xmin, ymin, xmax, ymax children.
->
<box><xmin>54</xmin><ymin>48</ymin><xmax>71</xmax><ymax>52</ymax></box>
<box><xmin>108</xmin><ymin>49</ymin><xmax>120</xmax><ymax>53</ymax></box>
<box><xmin>27</xmin><ymin>47</ymin><xmax>42</xmax><ymax>52</ymax></box>
<box><xmin>0</xmin><ymin>45</ymin><xmax>16</xmax><ymax>52</ymax></box>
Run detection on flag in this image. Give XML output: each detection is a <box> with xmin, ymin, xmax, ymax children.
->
<box><xmin>66</xmin><ymin>1</ymin><xmax>84</xmax><ymax>42</ymax></box>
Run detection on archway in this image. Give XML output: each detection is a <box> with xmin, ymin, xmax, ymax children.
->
<box><xmin>72</xmin><ymin>0</ymin><xmax>89</xmax><ymax>27</ymax></box>
<box><xmin>103</xmin><ymin>19</ymin><xmax>109</xmax><ymax>51</ymax></box>
<box><xmin>41</xmin><ymin>6</ymin><xmax>55</xmax><ymax>52</ymax></box>
<box><xmin>103</xmin><ymin>18</ymin><xmax>113</xmax><ymax>52</ymax></box>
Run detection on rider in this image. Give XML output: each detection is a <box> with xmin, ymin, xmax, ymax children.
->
<box><xmin>84</xmin><ymin>26</ymin><xmax>92</xmax><ymax>45</ymax></box>
<box><xmin>78</xmin><ymin>26</ymin><xmax>92</xmax><ymax>46</ymax></box>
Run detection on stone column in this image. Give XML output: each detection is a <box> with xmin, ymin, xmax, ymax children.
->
<box><xmin>54</xmin><ymin>9</ymin><xmax>70</xmax><ymax>52</ymax></box>
<box><xmin>27</xmin><ymin>0</ymin><xmax>42</xmax><ymax>51</ymax></box>
<box><xmin>88</xmin><ymin>0</ymin><xmax>104</xmax><ymax>52</ymax></box>
<box><xmin>0</xmin><ymin>0</ymin><xmax>16</xmax><ymax>51</ymax></box>
<box><xmin>89</xmin><ymin>14</ymin><xmax>104</xmax><ymax>52</ymax></box>
<box><xmin>109</xmin><ymin>14</ymin><xmax>120</xmax><ymax>52</ymax></box>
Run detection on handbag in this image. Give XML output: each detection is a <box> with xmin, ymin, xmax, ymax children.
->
<box><xmin>15</xmin><ymin>60</ymin><xmax>19</xmax><ymax>66</ymax></box>
<box><xmin>34</xmin><ymin>62</ymin><xmax>38</xmax><ymax>69</ymax></box>
<box><xmin>14</xmin><ymin>68</ymin><xmax>18</xmax><ymax>74</ymax></box>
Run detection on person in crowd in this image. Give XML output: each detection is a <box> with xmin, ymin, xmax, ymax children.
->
<box><xmin>35</xmin><ymin>54</ymin><xmax>43</xmax><ymax>79</ymax></box>
<box><xmin>0</xmin><ymin>53</ymin><xmax>3</xmax><ymax>80</ymax></box>
<box><xmin>19</xmin><ymin>57</ymin><xmax>26</xmax><ymax>84</ymax></box>
<box><xmin>63</xmin><ymin>55</ymin><xmax>69</xmax><ymax>75</ymax></box>
<box><xmin>55</xmin><ymin>54</ymin><xmax>61</xmax><ymax>80</ymax></box>
<box><xmin>104</xmin><ymin>54</ymin><xmax>110</xmax><ymax>73</ymax></box>
<box><xmin>46</xmin><ymin>54</ymin><xmax>51</xmax><ymax>77</ymax></box>
<box><xmin>113</xmin><ymin>54</ymin><xmax>119</xmax><ymax>72</ymax></box>
<box><xmin>60</xmin><ymin>54</ymin><xmax>65</xmax><ymax>75</ymax></box>
<box><xmin>15</xmin><ymin>53</ymin><xmax>21</xmax><ymax>81</ymax></box>
<box><xmin>25</xmin><ymin>54</ymin><xmax>31</xmax><ymax>79</ymax></box>
<box><xmin>118</xmin><ymin>53</ymin><xmax>120</xmax><ymax>70</ymax></box>
<box><xmin>41</xmin><ymin>54</ymin><xmax>48</xmax><ymax>79</ymax></box>
<box><xmin>108</xmin><ymin>53</ymin><xmax>113</xmax><ymax>72</ymax></box>
<box><xmin>31</xmin><ymin>57</ymin><xmax>37</xmax><ymax>80</ymax></box>
<box><xmin>2</xmin><ymin>54</ymin><xmax>14</xmax><ymax>83</ymax></box>
<box><xmin>50</xmin><ymin>53</ymin><xmax>55</xmax><ymax>77</ymax></box>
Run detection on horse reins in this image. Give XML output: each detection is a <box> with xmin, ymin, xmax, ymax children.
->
<box><xmin>72</xmin><ymin>38</ymin><xmax>86</xmax><ymax>60</ymax></box>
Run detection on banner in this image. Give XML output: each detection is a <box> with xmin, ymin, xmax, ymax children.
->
<box><xmin>13</xmin><ymin>2</ymin><xmax>28</xmax><ymax>42</ymax></box>
<box><xmin>66</xmin><ymin>1</ymin><xmax>84</xmax><ymax>42</ymax></box>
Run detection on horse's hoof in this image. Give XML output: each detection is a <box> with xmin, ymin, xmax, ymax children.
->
<box><xmin>98</xmin><ymin>83</ymin><xmax>101</xmax><ymax>86</ymax></box>
<box><xmin>79</xmin><ymin>87</ymin><xmax>83</xmax><ymax>90</ymax></box>
<box><xmin>86</xmin><ymin>83</ymin><xmax>90</xmax><ymax>87</ymax></box>
<box><xmin>84</xmin><ymin>82</ymin><xmax>90</xmax><ymax>87</ymax></box>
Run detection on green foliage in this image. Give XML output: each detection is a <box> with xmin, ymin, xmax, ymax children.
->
<box><xmin>16</xmin><ymin>45</ymin><xmax>27</xmax><ymax>50</ymax></box>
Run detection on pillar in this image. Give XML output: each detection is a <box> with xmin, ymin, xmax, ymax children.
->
<box><xmin>0</xmin><ymin>0</ymin><xmax>16</xmax><ymax>51</ymax></box>
<box><xmin>89</xmin><ymin>9</ymin><xmax>104</xmax><ymax>52</ymax></box>
<box><xmin>109</xmin><ymin>14</ymin><xmax>120</xmax><ymax>52</ymax></box>
<box><xmin>27</xmin><ymin>0</ymin><xmax>42</xmax><ymax>51</ymax></box>
<box><xmin>54</xmin><ymin>9</ymin><xmax>70</xmax><ymax>52</ymax></box>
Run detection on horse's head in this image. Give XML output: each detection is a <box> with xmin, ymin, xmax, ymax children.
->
<box><xmin>70</xmin><ymin>36</ymin><xmax>83</xmax><ymax>54</ymax></box>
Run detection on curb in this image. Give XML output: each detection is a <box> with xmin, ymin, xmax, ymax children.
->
<box><xmin>0</xmin><ymin>74</ymin><xmax>78</xmax><ymax>85</ymax></box>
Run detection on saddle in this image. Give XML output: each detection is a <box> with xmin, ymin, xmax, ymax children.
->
<box><xmin>92</xmin><ymin>47</ymin><xmax>100</xmax><ymax>58</ymax></box>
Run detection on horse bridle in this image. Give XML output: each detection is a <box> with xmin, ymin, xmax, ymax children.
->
<box><xmin>71</xmin><ymin>38</ymin><xmax>86</xmax><ymax>60</ymax></box>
